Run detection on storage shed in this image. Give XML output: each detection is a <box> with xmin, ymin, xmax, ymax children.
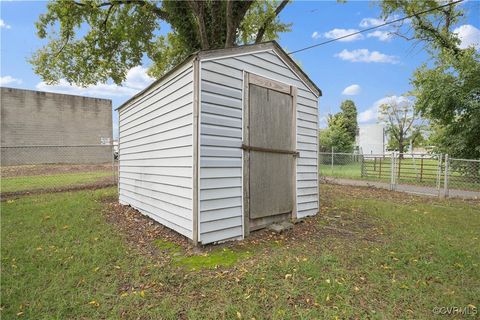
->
<box><xmin>117</xmin><ymin>41</ymin><xmax>321</xmax><ymax>245</ymax></box>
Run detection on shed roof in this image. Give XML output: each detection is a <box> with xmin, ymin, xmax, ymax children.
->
<box><xmin>116</xmin><ymin>41</ymin><xmax>321</xmax><ymax>111</ymax></box>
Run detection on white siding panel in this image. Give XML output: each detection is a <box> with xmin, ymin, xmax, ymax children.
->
<box><xmin>298</xmin><ymin>187</ymin><xmax>318</xmax><ymax>196</ymax></box>
<box><xmin>119</xmin><ymin>192</ymin><xmax>192</xmax><ymax>238</ymax></box>
<box><xmin>120</xmin><ymin>166</ymin><xmax>192</xmax><ymax>178</ymax></box>
<box><xmin>201</xmin><ymin>135</ymin><xmax>242</xmax><ymax>148</ymax></box>
<box><xmin>120</xmin><ymin>172</ymin><xmax>192</xmax><ymax>189</ymax></box>
<box><xmin>200</xmin><ymin>167</ymin><xmax>242</xmax><ymax>178</ymax></box>
<box><xmin>200</xmin><ymin>216</ymin><xmax>242</xmax><ymax>233</ymax></box>
<box><xmin>120</xmin><ymin>125</ymin><xmax>192</xmax><ymax>149</ymax></box>
<box><xmin>200</xmin><ymin>206</ymin><xmax>242</xmax><ymax>222</ymax></box>
<box><xmin>201</xmin><ymin>123</ymin><xmax>242</xmax><ymax>138</ymax></box>
<box><xmin>200</xmin><ymin>226</ymin><xmax>243</xmax><ymax>244</ymax></box>
<box><xmin>120</xmin><ymin>68</ymin><xmax>193</xmax><ymax>121</ymax></box>
<box><xmin>200</xmin><ymin>177</ymin><xmax>242</xmax><ymax>189</ymax></box>
<box><xmin>202</xmin><ymin>103</ymin><xmax>243</xmax><ymax>119</ymax></box>
<box><xmin>199</xmin><ymin>49</ymin><xmax>319</xmax><ymax>243</ymax></box>
<box><xmin>201</xmin><ymin>187</ymin><xmax>242</xmax><ymax>201</ymax></box>
<box><xmin>118</xmin><ymin>62</ymin><xmax>194</xmax><ymax>240</ymax></box>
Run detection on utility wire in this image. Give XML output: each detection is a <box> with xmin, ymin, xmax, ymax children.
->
<box><xmin>288</xmin><ymin>0</ymin><xmax>464</xmax><ymax>55</ymax></box>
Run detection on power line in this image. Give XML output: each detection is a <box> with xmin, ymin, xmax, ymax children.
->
<box><xmin>288</xmin><ymin>0</ymin><xmax>464</xmax><ymax>55</ymax></box>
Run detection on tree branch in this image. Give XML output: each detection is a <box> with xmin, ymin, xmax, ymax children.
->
<box><xmin>102</xmin><ymin>4</ymin><xmax>114</xmax><ymax>31</ymax></box>
<box><xmin>73</xmin><ymin>0</ymin><xmax>169</xmax><ymax>20</ymax></box>
<box><xmin>254</xmin><ymin>0</ymin><xmax>289</xmax><ymax>44</ymax></box>
<box><xmin>412</xmin><ymin>13</ymin><xmax>461</xmax><ymax>55</ymax></box>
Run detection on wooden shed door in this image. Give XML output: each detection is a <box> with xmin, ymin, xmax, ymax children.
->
<box><xmin>246</xmin><ymin>81</ymin><xmax>295</xmax><ymax>221</ymax></box>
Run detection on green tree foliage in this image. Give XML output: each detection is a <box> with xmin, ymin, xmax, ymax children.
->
<box><xmin>319</xmin><ymin>100</ymin><xmax>358</xmax><ymax>152</ymax></box>
<box><xmin>380</xmin><ymin>0</ymin><xmax>480</xmax><ymax>158</ymax></box>
<box><xmin>31</xmin><ymin>0</ymin><xmax>292</xmax><ymax>86</ymax></box>
<box><xmin>387</xmin><ymin>128</ymin><xmax>426</xmax><ymax>151</ymax></box>
<box><xmin>338</xmin><ymin>100</ymin><xmax>358</xmax><ymax>140</ymax></box>
<box><xmin>412</xmin><ymin>51</ymin><xmax>480</xmax><ymax>159</ymax></box>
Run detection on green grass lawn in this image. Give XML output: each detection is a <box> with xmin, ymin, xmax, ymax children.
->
<box><xmin>1</xmin><ymin>186</ymin><xmax>479</xmax><ymax>319</ymax></box>
<box><xmin>319</xmin><ymin>162</ymin><xmax>363</xmax><ymax>179</ymax></box>
<box><xmin>1</xmin><ymin>171</ymin><xmax>113</xmax><ymax>193</ymax></box>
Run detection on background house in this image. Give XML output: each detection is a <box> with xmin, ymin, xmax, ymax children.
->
<box><xmin>355</xmin><ymin>123</ymin><xmax>386</xmax><ymax>155</ymax></box>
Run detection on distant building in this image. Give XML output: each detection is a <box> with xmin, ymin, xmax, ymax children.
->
<box><xmin>1</xmin><ymin>87</ymin><xmax>112</xmax><ymax>165</ymax></box>
<box><xmin>356</xmin><ymin>124</ymin><xmax>386</xmax><ymax>155</ymax></box>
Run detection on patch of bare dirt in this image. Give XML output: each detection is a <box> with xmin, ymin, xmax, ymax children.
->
<box><xmin>102</xmin><ymin>201</ymin><xmax>194</xmax><ymax>260</ymax></box>
<box><xmin>100</xmin><ymin>185</ymin><xmax>385</xmax><ymax>262</ymax></box>
<box><xmin>1</xmin><ymin>163</ymin><xmax>114</xmax><ymax>178</ymax></box>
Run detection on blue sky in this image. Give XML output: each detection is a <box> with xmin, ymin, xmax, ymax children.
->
<box><xmin>1</xmin><ymin>1</ymin><xmax>479</xmax><ymax>138</ymax></box>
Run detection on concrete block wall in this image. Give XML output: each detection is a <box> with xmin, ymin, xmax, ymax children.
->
<box><xmin>1</xmin><ymin>87</ymin><xmax>112</xmax><ymax>165</ymax></box>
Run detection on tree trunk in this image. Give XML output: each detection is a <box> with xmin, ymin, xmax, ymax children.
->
<box><xmin>224</xmin><ymin>1</ymin><xmax>254</xmax><ymax>48</ymax></box>
<box><xmin>225</xmin><ymin>1</ymin><xmax>235</xmax><ymax>47</ymax></box>
<box><xmin>188</xmin><ymin>1</ymin><xmax>210</xmax><ymax>49</ymax></box>
<box><xmin>398</xmin><ymin>135</ymin><xmax>404</xmax><ymax>159</ymax></box>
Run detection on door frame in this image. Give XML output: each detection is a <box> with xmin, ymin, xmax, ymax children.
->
<box><xmin>242</xmin><ymin>72</ymin><xmax>297</xmax><ymax>237</ymax></box>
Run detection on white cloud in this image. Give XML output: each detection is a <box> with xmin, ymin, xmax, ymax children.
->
<box><xmin>358</xmin><ymin>95</ymin><xmax>413</xmax><ymax>123</ymax></box>
<box><xmin>0</xmin><ymin>19</ymin><xmax>11</xmax><ymax>29</ymax></box>
<box><xmin>359</xmin><ymin>17</ymin><xmax>386</xmax><ymax>28</ymax></box>
<box><xmin>335</xmin><ymin>49</ymin><xmax>399</xmax><ymax>64</ymax></box>
<box><xmin>318</xmin><ymin>115</ymin><xmax>328</xmax><ymax>128</ymax></box>
<box><xmin>342</xmin><ymin>84</ymin><xmax>361</xmax><ymax>96</ymax></box>
<box><xmin>311</xmin><ymin>31</ymin><xmax>321</xmax><ymax>39</ymax></box>
<box><xmin>123</xmin><ymin>66</ymin><xmax>155</xmax><ymax>89</ymax></box>
<box><xmin>0</xmin><ymin>75</ymin><xmax>22</xmax><ymax>85</ymax></box>
<box><xmin>454</xmin><ymin>24</ymin><xmax>480</xmax><ymax>50</ymax></box>
<box><xmin>367</xmin><ymin>30</ymin><xmax>393</xmax><ymax>42</ymax></box>
<box><xmin>323</xmin><ymin>28</ymin><xmax>364</xmax><ymax>42</ymax></box>
<box><xmin>359</xmin><ymin>15</ymin><xmax>405</xmax><ymax>28</ymax></box>
<box><xmin>35</xmin><ymin>66</ymin><xmax>155</xmax><ymax>98</ymax></box>
<box><xmin>358</xmin><ymin>107</ymin><xmax>377</xmax><ymax>123</ymax></box>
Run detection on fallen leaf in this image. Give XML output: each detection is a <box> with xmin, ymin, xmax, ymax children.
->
<box><xmin>88</xmin><ymin>300</ymin><xmax>99</xmax><ymax>307</ymax></box>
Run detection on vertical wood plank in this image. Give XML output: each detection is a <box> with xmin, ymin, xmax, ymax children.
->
<box><xmin>243</xmin><ymin>72</ymin><xmax>250</xmax><ymax>237</ymax></box>
<box><xmin>192</xmin><ymin>58</ymin><xmax>200</xmax><ymax>245</ymax></box>
<box><xmin>291</xmin><ymin>86</ymin><xmax>298</xmax><ymax>220</ymax></box>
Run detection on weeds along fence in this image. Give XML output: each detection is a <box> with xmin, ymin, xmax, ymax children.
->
<box><xmin>1</xmin><ymin>145</ymin><xmax>118</xmax><ymax>197</ymax></box>
<box><xmin>319</xmin><ymin>152</ymin><xmax>480</xmax><ymax>197</ymax></box>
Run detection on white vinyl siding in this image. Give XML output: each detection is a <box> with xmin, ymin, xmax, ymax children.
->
<box><xmin>118</xmin><ymin>63</ymin><xmax>194</xmax><ymax>239</ymax></box>
<box><xmin>198</xmin><ymin>49</ymin><xmax>319</xmax><ymax>244</ymax></box>
<box><xmin>198</xmin><ymin>62</ymin><xmax>244</xmax><ymax>244</ymax></box>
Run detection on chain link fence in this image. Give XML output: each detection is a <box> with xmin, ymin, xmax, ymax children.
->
<box><xmin>319</xmin><ymin>152</ymin><xmax>480</xmax><ymax>198</ymax></box>
<box><xmin>1</xmin><ymin>145</ymin><xmax>118</xmax><ymax>197</ymax></box>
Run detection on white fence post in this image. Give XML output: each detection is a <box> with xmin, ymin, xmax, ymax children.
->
<box><xmin>444</xmin><ymin>154</ymin><xmax>449</xmax><ymax>198</ymax></box>
<box><xmin>331</xmin><ymin>147</ymin><xmax>334</xmax><ymax>173</ymax></box>
<box><xmin>436</xmin><ymin>153</ymin><xmax>443</xmax><ymax>198</ymax></box>
<box><xmin>390</xmin><ymin>152</ymin><xmax>395</xmax><ymax>191</ymax></box>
